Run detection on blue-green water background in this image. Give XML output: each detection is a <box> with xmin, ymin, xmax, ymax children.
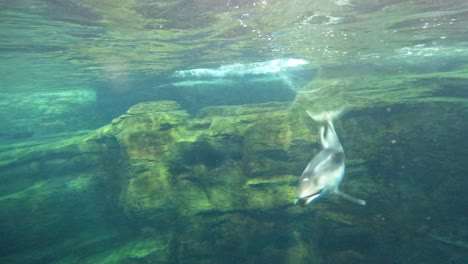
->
<box><xmin>1</xmin><ymin>0</ymin><xmax>468</xmax><ymax>263</ymax></box>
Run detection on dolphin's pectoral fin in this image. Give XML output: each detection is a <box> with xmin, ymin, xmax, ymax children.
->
<box><xmin>335</xmin><ymin>190</ymin><xmax>366</xmax><ymax>206</ymax></box>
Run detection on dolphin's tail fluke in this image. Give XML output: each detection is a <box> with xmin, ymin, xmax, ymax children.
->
<box><xmin>307</xmin><ymin>108</ymin><xmax>346</xmax><ymax>150</ymax></box>
<box><xmin>305</xmin><ymin>108</ymin><xmax>345</xmax><ymax>123</ymax></box>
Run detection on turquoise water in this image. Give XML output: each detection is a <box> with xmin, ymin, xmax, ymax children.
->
<box><xmin>1</xmin><ymin>1</ymin><xmax>468</xmax><ymax>263</ymax></box>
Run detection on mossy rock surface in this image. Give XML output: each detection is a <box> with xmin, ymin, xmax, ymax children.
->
<box><xmin>96</xmin><ymin>101</ymin><xmax>314</xmax><ymax>222</ymax></box>
<box><xmin>0</xmin><ymin>131</ymin><xmax>124</xmax><ymax>261</ymax></box>
<box><xmin>2</xmin><ymin>98</ymin><xmax>467</xmax><ymax>264</ymax></box>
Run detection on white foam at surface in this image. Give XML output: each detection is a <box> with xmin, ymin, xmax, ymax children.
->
<box><xmin>172</xmin><ymin>58</ymin><xmax>309</xmax><ymax>79</ymax></box>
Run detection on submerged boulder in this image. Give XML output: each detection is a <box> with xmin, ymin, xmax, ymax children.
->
<box><xmin>3</xmin><ymin>97</ymin><xmax>464</xmax><ymax>264</ymax></box>
<box><xmin>0</xmin><ymin>131</ymin><xmax>125</xmax><ymax>262</ymax></box>
<box><xmin>92</xmin><ymin>101</ymin><xmax>315</xmax><ymax>223</ymax></box>
<box><xmin>0</xmin><ymin>99</ymin><xmax>321</xmax><ymax>263</ymax></box>
<box><xmin>0</xmin><ymin>89</ymin><xmax>99</xmax><ymax>138</ymax></box>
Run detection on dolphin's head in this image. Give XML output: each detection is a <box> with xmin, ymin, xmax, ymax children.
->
<box><xmin>295</xmin><ymin>148</ymin><xmax>345</xmax><ymax>206</ymax></box>
<box><xmin>295</xmin><ymin>177</ymin><xmax>327</xmax><ymax>206</ymax></box>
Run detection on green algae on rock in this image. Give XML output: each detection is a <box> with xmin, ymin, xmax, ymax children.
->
<box><xmin>0</xmin><ymin>131</ymin><xmax>125</xmax><ymax>262</ymax></box>
<box><xmin>94</xmin><ymin>101</ymin><xmax>313</xmax><ymax>222</ymax></box>
<box><xmin>2</xmin><ymin>98</ymin><xmax>467</xmax><ymax>264</ymax></box>
<box><xmin>0</xmin><ymin>90</ymin><xmax>98</xmax><ymax>138</ymax></box>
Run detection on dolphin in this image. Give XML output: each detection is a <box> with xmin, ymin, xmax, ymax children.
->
<box><xmin>295</xmin><ymin>110</ymin><xmax>366</xmax><ymax>206</ymax></box>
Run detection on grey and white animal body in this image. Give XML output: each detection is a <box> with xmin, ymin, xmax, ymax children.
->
<box><xmin>295</xmin><ymin>110</ymin><xmax>366</xmax><ymax>206</ymax></box>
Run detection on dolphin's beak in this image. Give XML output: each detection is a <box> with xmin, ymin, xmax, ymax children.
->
<box><xmin>295</xmin><ymin>189</ymin><xmax>323</xmax><ymax>206</ymax></box>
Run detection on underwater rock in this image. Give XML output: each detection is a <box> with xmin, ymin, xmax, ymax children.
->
<box><xmin>0</xmin><ymin>89</ymin><xmax>99</xmax><ymax>137</ymax></box>
<box><xmin>95</xmin><ymin>100</ymin><xmax>315</xmax><ymax>222</ymax></box>
<box><xmin>174</xmin><ymin>212</ymin><xmax>323</xmax><ymax>264</ymax></box>
<box><xmin>197</xmin><ymin>102</ymin><xmax>314</xmax><ymax>178</ymax></box>
<box><xmin>0</xmin><ymin>131</ymin><xmax>125</xmax><ymax>262</ymax></box>
<box><xmin>28</xmin><ymin>99</ymin><xmax>320</xmax><ymax>263</ymax></box>
<box><xmin>3</xmin><ymin>97</ymin><xmax>465</xmax><ymax>264</ymax></box>
<box><xmin>327</xmin><ymin>250</ymin><xmax>366</xmax><ymax>264</ymax></box>
<box><xmin>97</xmin><ymin>101</ymin><xmax>191</xmax><ymax>224</ymax></box>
